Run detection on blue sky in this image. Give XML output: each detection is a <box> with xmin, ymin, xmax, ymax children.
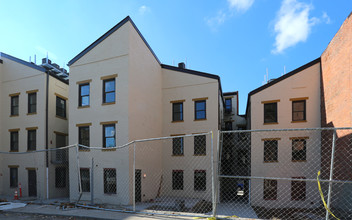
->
<box><xmin>0</xmin><ymin>0</ymin><xmax>350</xmax><ymax>113</ymax></box>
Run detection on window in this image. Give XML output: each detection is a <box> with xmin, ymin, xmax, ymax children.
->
<box><xmin>27</xmin><ymin>130</ymin><xmax>36</xmax><ymax>151</ymax></box>
<box><xmin>79</xmin><ymin>126</ymin><xmax>90</xmax><ymax>149</ymax></box>
<box><xmin>264</xmin><ymin>179</ymin><xmax>277</xmax><ymax>200</ymax></box>
<box><xmin>10</xmin><ymin>131</ymin><xmax>19</xmax><ymax>152</ymax></box>
<box><xmin>172</xmin><ymin>137</ymin><xmax>184</xmax><ymax>156</ymax></box>
<box><xmin>172</xmin><ymin>102</ymin><xmax>183</xmax><ymax>121</ymax></box>
<box><xmin>291</xmin><ymin>177</ymin><xmax>306</xmax><ymax>200</ymax></box>
<box><xmin>103</xmin><ymin>78</ymin><xmax>115</xmax><ymax>103</ymax></box>
<box><xmin>55</xmin><ymin>167</ymin><xmax>66</xmax><ymax>188</ymax></box>
<box><xmin>28</xmin><ymin>93</ymin><xmax>37</xmax><ymax>114</ymax></box>
<box><xmin>103</xmin><ymin>124</ymin><xmax>115</xmax><ymax>148</ymax></box>
<box><xmin>264</xmin><ymin>140</ymin><xmax>278</xmax><ymax>162</ymax></box>
<box><xmin>55</xmin><ymin>134</ymin><xmax>67</xmax><ymax>163</ymax></box>
<box><xmin>10</xmin><ymin>167</ymin><xmax>18</xmax><ymax>188</ymax></box>
<box><xmin>172</xmin><ymin>170</ymin><xmax>183</xmax><ymax>190</ymax></box>
<box><xmin>225</xmin><ymin>98</ymin><xmax>232</xmax><ymax>113</ymax></box>
<box><xmin>194</xmin><ymin>135</ymin><xmax>206</xmax><ymax>155</ymax></box>
<box><xmin>292</xmin><ymin>100</ymin><xmax>306</xmax><ymax>121</ymax></box>
<box><xmin>11</xmin><ymin>95</ymin><xmax>19</xmax><ymax>116</ymax></box>
<box><xmin>56</xmin><ymin>96</ymin><xmax>66</xmax><ymax>118</ymax></box>
<box><xmin>264</xmin><ymin>102</ymin><xmax>277</xmax><ymax>123</ymax></box>
<box><xmin>292</xmin><ymin>139</ymin><xmax>306</xmax><ymax>161</ymax></box>
<box><xmin>79</xmin><ymin>83</ymin><xmax>90</xmax><ymax>107</ymax></box>
<box><xmin>194</xmin><ymin>170</ymin><xmax>206</xmax><ymax>191</ymax></box>
<box><xmin>104</xmin><ymin>168</ymin><xmax>116</xmax><ymax>194</ymax></box>
<box><xmin>195</xmin><ymin>100</ymin><xmax>206</xmax><ymax>120</ymax></box>
<box><xmin>80</xmin><ymin>168</ymin><xmax>90</xmax><ymax>192</ymax></box>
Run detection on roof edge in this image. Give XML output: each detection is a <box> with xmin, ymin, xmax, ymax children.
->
<box><xmin>223</xmin><ymin>91</ymin><xmax>238</xmax><ymax>96</ymax></box>
<box><xmin>68</xmin><ymin>16</ymin><xmax>160</xmax><ymax>66</ymax></box>
<box><xmin>0</xmin><ymin>52</ymin><xmax>46</xmax><ymax>72</ymax></box>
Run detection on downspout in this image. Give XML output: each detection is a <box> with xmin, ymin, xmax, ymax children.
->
<box><xmin>45</xmin><ymin>71</ymin><xmax>49</xmax><ymax>199</ymax></box>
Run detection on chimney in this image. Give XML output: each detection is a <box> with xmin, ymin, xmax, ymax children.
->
<box><xmin>178</xmin><ymin>62</ymin><xmax>185</xmax><ymax>69</ymax></box>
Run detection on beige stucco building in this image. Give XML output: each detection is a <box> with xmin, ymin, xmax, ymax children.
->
<box><xmin>67</xmin><ymin>16</ymin><xmax>232</xmax><ymax>205</ymax></box>
<box><xmin>247</xmin><ymin>58</ymin><xmax>322</xmax><ymax>208</ymax></box>
<box><xmin>0</xmin><ymin>52</ymin><xmax>69</xmax><ymax>199</ymax></box>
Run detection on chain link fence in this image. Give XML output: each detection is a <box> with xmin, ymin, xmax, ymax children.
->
<box><xmin>219</xmin><ymin>128</ymin><xmax>352</xmax><ymax>220</ymax></box>
<box><xmin>1</xmin><ymin>128</ymin><xmax>351</xmax><ymax>219</ymax></box>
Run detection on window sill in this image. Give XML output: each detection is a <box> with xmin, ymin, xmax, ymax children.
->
<box><xmin>263</xmin><ymin>160</ymin><xmax>278</xmax><ymax>163</ymax></box>
<box><xmin>263</xmin><ymin>122</ymin><xmax>278</xmax><ymax>125</ymax></box>
<box><xmin>27</xmin><ymin>112</ymin><xmax>37</xmax><ymax>115</ymax></box>
<box><xmin>78</xmin><ymin>105</ymin><xmax>90</xmax><ymax>109</ymax></box>
<box><xmin>104</xmin><ymin>193</ymin><xmax>117</xmax><ymax>195</ymax></box>
<box><xmin>102</xmin><ymin>102</ymin><xmax>115</xmax><ymax>106</ymax></box>
<box><xmin>27</xmin><ymin>150</ymin><xmax>36</xmax><ymax>152</ymax></box>
<box><xmin>172</xmin><ymin>155</ymin><xmax>184</xmax><ymax>157</ymax></box>
<box><xmin>291</xmin><ymin>120</ymin><xmax>307</xmax><ymax>123</ymax></box>
<box><xmin>194</xmin><ymin>154</ymin><xmax>206</xmax><ymax>156</ymax></box>
<box><xmin>292</xmin><ymin>160</ymin><xmax>307</xmax><ymax>162</ymax></box>
<box><xmin>56</xmin><ymin>115</ymin><xmax>67</xmax><ymax>120</ymax></box>
<box><xmin>172</xmin><ymin>120</ymin><xmax>184</xmax><ymax>123</ymax></box>
<box><xmin>79</xmin><ymin>149</ymin><xmax>91</xmax><ymax>152</ymax></box>
<box><xmin>10</xmin><ymin>115</ymin><xmax>19</xmax><ymax>117</ymax></box>
<box><xmin>9</xmin><ymin>150</ymin><xmax>19</xmax><ymax>152</ymax></box>
<box><xmin>194</xmin><ymin>119</ymin><xmax>207</xmax><ymax>121</ymax></box>
<box><xmin>102</xmin><ymin>148</ymin><xmax>116</xmax><ymax>151</ymax></box>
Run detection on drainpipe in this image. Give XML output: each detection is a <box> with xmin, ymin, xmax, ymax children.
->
<box><xmin>45</xmin><ymin>71</ymin><xmax>49</xmax><ymax>199</ymax></box>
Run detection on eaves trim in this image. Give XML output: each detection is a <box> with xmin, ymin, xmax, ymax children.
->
<box><xmin>0</xmin><ymin>52</ymin><xmax>46</xmax><ymax>72</ymax></box>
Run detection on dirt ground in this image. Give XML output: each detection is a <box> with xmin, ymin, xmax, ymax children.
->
<box><xmin>0</xmin><ymin>212</ymin><xmax>88</xmax><ymax>220</ymax></box>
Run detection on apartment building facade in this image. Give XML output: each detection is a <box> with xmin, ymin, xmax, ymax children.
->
<box><xmin>247</xmin><ymin>58</ymin><xmax>322</xmax><ymax>208</ymax></box>
<box><xmin>67</xmin><ymin>16</ymin><xmax>225</xmax><ymax>205</ymax></box>
<box><xmin>0</xmin><ymin>52</ymin><xmax>69</xmax><ymax>199</ymax></box>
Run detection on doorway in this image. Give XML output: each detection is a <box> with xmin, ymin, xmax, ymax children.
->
<box><xmin>28</xmin><ymin>169</ymin><xmax>37</xmax><ymax>197</ymax></box>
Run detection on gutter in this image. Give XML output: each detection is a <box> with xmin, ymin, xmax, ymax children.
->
<box><xmin>45</xmin><ymin>71</ymin><xmax>49</xmax><ymax>199</ymax></box>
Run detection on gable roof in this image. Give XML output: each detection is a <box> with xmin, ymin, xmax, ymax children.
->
<box><xmin>68</xmin><ymin>16</ymin><xmax>160</xmax><ymax>66</ymax></box>
<box><xmin>0</xmin><ymin>52</ymin><xmax>46</xmax><ymax>72</ymax></box>
<box><xmin>245</xmin><ymin>57</ymin><xmax>321</xmax><ymax>115</ymax></box>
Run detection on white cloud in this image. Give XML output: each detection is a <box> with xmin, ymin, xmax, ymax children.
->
<box><xmin>227</xmin><ymin>0</ymin><xmax>254</xmax><ymax>12</ymax></box>
<box><xmin>205</xmin><ymin>0</ymin><xmax>254</xmax><ymax>31</ymax></box>
<box><xmin>35</xmin><ymin>45</ymin><xmax>58</xmax><ymax>61</ymax></box>
<box><xmin>322</xmin><ymin>11</ymin><xmax>331</xmax><ymax>24</ymax></box>
<box><xmin>139</xmin><ymin>5</ymin><xmax>151</xmax><ymax>15</ymax></box>
<box><xmin>272</xmin><ymin>0</ymin><xmax>320</xmax><ymax>54</ymax></box>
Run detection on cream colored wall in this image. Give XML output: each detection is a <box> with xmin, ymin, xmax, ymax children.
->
<box><xmin>0</xmin><ymin>57</ymin><xmax>47</xmax><ymax>198</ymax></box>
<box><xmin>161</xmin><ymin>68</ymin><xmax>219</xmax><ymax>200</ymax></box>
<box><xmin>128</xmin><ymin>21</ymin><xmax>163</xmax><ymax>202</ymax></box>
<box><xmin>250</xmin><ymin>62</ymin><xmax>321</xmax><ymax>208</ymax></box>
<box><xmin>0</xmin><ymin>60</ymin><xmax>3</xmax><ymax>193</ymax></box>
<box><xmin>68</xmin><ymin>22</ymin><xmax>131</xmax><ymax>205</ymax></box>
<box><xmin>48</xmin><ymin>76</ymin><xmax>69</xmax><ymax>198</ymax></box>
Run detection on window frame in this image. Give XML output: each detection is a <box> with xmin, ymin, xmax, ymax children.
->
<box><xmin>194</xmin><ymin>170</ymin><xmax>206</xmax><ymax>191</ymax></box>
<box><xmin>28</xmin><ymin>92</ymin><xmax>37</xmax><ymax>114</ymax></box>
<box><xmin>80</xmin><ymin>168</ymin><xmax>90</xmax><ymax>192</ymax></box>
<box><xmin>11</xmin><ymin>95</ymin><xmax>19</xmax><ymax>116</ymax></box>
<box><xmin>172</xmin><ymin>170</ymin><xmax>184</xmax><ymax>190</ymax></box>
<box><xmin>172</xmin><ymin>137</ymin><xmax>184</xmax><ymax>156</ymax></box>
<box><xmin>263</xmin><ymin>179</ymin><xmax>277</xmax><ymax>200</ymax></box>
<box><xmin>10</xmin><ymin>167</ymin><xmax>18</xmax><ymax>188</ymax></box>
<box><xmin>194</xmin><ymin>100</ymin><xmax>206</xmax><ymax>120</ymax></box>
<box><xmin>103</xmin><ymin>78</ymin><xmax>116</xmax><ymax>104</ymax></box>
<box><xmin>172</xmin><ymin>102</ymin><xmax>184</xmax><ymax>122</ymax></box>
<box><xmin>10</xmin><ymin>131</ymin><xmax>19</xmax><ymax>152</ymax></box>
<box><xmin>291</xmin><ymin>177</ymin><xmax>306</xmax><ymax>201</ymax></box>
<box><xmin>292</xmin><ymin>100</ymin><xmax>306</xmax><ymax>122</ymax></box>
<box><xmin>27</xmin><ymin>129</ymin><xmax>37</xmax><ymax>151</ymax></box>
<box><xmin>79</xmin><ymin>126</ymin><xmax>90</xmax><ymax>149</ymax></box>
<box><xmin>79</xmin><ymin>83</ymin><xmax>90</xmax><ymax>107</ymax></box>
<box><xmin>56</xmin><ymin>96</ymin><xmax>67</xmax><ymax>118</ymax></box>
<box><xmin>263</xmin><ymin>102</ymin><xmax>278</xmax><ymax>124</ymax></box>
<box><xmin>194</xmin><ymin>135</ymin><xmax>206</xmax><ymax>156</ymax></box>
<box><xmin>104</xmin><ymin>168</ymin><xmax>117</xmax><ymax>194</ymax></box>
<box><xmin>103</xmin><ymin>124</ymin><xmax>116</xmax><ymax>148</ymax></box>
<box><xmin>263</xmin><ymin>139</ymin><xmax>278</xmax><ymax>162</ymax></box>
<box><xmin>225</xmin><ymin>98</ymin><xmax>232</xmax><ymax>113</ymax></box>
<box><xmin>292</xmin><ymin>138</ymin><xmax>307</xmax><ymax>162</ymax></box>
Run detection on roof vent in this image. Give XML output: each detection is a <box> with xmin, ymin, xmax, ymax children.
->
<box><xmin>178</xmin><ymin>62</ymin><xmax>185</xmax><ymax>69</ymax></box>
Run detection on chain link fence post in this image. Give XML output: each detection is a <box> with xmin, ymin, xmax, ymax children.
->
<box><xmin>326</xmin><ymin>129</ymin><xmax>337</xmax><ymax>220</ymax></box>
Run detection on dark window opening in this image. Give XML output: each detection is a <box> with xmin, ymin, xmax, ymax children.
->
<box><xmin>28</xmin><ymin>93</ymin><xmax>37</xmax><ymax>114</ymax></box>
<box><xmin>172</xmin><ymin>102</ymin><xmax>183</xmax><ymax>121</ymax></box>
<box><xmin>292</xmin><ymin>100</ymin><xmax>306</xmax><ymax>121</ymax></box>
<box><xmin>79</xmin><ymin>83</ymin><xmax>90</xmax><ymax>107</ymax></box>
<box><xmin>103</xmin><ymin>78</ymin><xmax>115</xmax><ymax>103</ymax></box>
<box><xmin>172</xmin><ymin>170</ymin><xmax>183</xmax><ymax>190</ymax></box>
<box><xmin>194</xmin><ymin>135</ymin><xmax>206</xmax><ymax>155</ymax></box>
<box><xmin>194</xmin><ymin>170</ymin><xmax>206</xmax><ymax>191</ymax></box>
<box><xmin>264</xmin><ymin>102</ymin><xmax>277</xmax><ymax>123</ymax></box>
<box><xmin>264</xmin><ymin>140</ymin><xmax>278</xmax><ymax>162</ymax></box>
<box><xmin>195</xmin><ymin>100</ymin><xmax>206</xmax><ymax>120</ymax></box>
<box><xmin>56</xmin><ymin>97</ymin><xmax>66</xmax><ymax>118</ymax></box>
<box><xmin>103</xmin><ymin>124</ymin><xmax>115</xmax><ymax>148</ymax></box>
<box><xmin>172</xmin><ymin>137</ymin><xmax>184</xmax><ymax>156</ymax></box>
<box><xmin>104</xmin><ymin>168</ymin><xmax>116</xmax><ymax>194</ymax></box>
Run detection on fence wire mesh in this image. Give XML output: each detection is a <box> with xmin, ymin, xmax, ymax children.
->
<box><xmin>1</xmin><ymin>128</ymin><xmax>351</xmax><ymax>220</ymax></box>
<box><xmin>219</xmin><ymin>128</ymin><xmax>352</xmax><ymax>220</ymax></box>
